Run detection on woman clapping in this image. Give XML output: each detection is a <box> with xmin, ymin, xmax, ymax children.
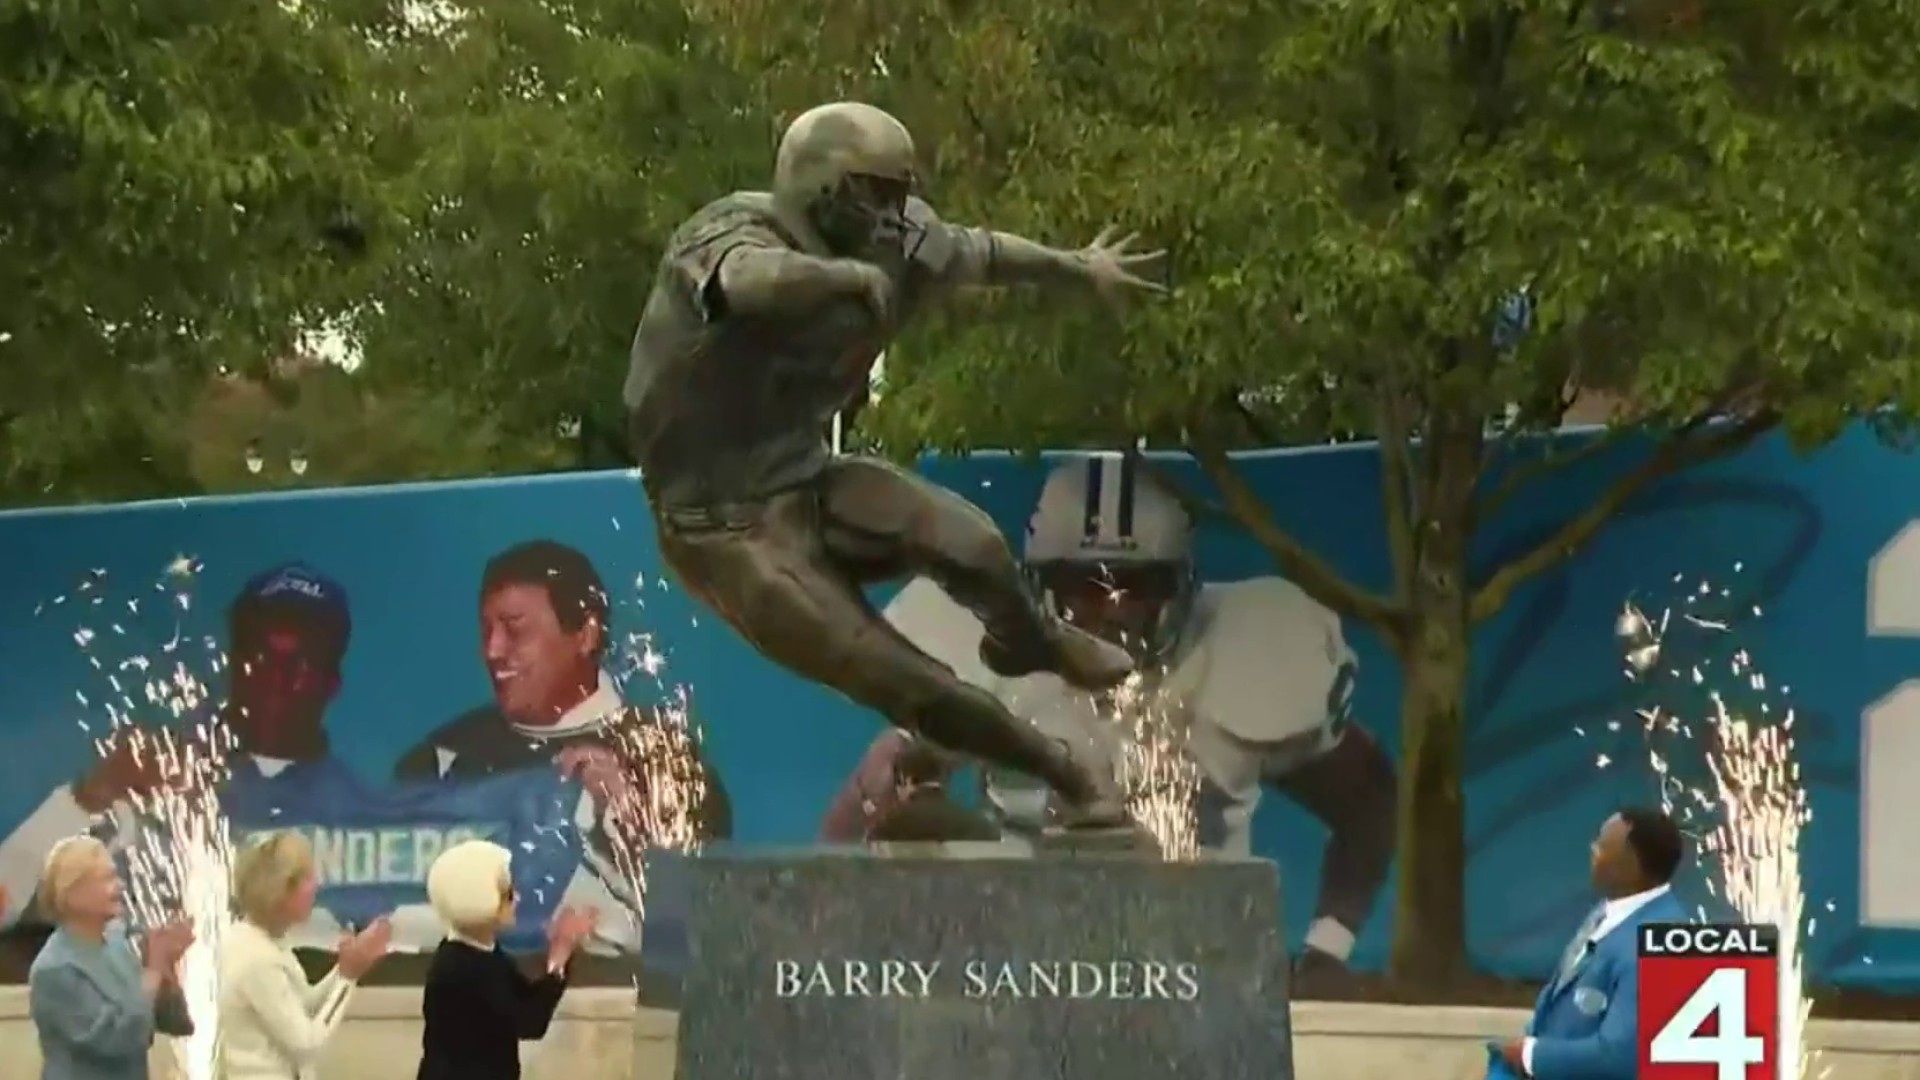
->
<box><xmin>220</xmin><ymin>832</ymin><xmax>393</xmax><ymax>1080</ymax></box>
<box><xmin>29</xmin><ymin>835</ymin><xmax>194</xmax><ymax>1080</ymax></box>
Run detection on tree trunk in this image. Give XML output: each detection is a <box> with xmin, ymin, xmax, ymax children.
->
<box><xmin>1387</xmin><ymin>590</ymin><xmax>1472</xmax><ymax>984</ymax></box>
<box><xmin>1386</xmin><ymin>421</ymin><xmax>1479</xmax><ymax>986</ymax></box>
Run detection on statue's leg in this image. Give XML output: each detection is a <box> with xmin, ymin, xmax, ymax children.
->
<box><xmin>816</xmin><ymin>455</ymin><xmax>1134</xmax><ymax>692</ymax></box>
<box><xmin>654</xmin><ymin>494</ymin><xmax>1113</xmax><ymax>813</ymax></box>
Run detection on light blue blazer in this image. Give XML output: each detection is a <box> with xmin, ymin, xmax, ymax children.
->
<box><xmin>28</xmin><ymin>921</ymin><xmax>194</xmax><ymax>1080</ymax></box>
<box><xmin>1488</xmin><ymin>890</ymin><xmax>1688</xmax><ymax>1080</ymax></box>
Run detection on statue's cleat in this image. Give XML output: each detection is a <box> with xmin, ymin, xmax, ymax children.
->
<box><xmin>1045</xmin><ymin>747</ymin><xmax>1132</xmax><ymax>832</ymax></box>
<box><xmin>979</xmin><ymin>621</ymin><xmax>1135</xmax><ymax>692</ymax></box>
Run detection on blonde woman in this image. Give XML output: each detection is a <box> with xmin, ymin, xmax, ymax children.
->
<box><xmin>220</xmin><ymin>832</ymin><xmax>393</xmax><ymax>1080</ymax></box>
<box><xmin>28</xmin><ymin>834</ymin><xmax>194</xmax><ymax>1080</ymax></box>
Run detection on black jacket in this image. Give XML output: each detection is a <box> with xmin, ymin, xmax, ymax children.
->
<box><xmin>417</xmin><ymin>939</ymin><xmax>568</xmax><ymax>1080</ymax></box>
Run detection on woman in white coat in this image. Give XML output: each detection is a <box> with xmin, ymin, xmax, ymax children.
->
<box><xmin>220</xmin><ymin>832</ymin><xmax>392</xmax><ymax>1080</ymax></box>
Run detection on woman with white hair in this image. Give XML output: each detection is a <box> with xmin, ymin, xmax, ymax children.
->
<box><xmin>27</xmin><ymin>834</ymin><xmax>194</xmax><ymax>1080</ymax></box>
<box><xmin>416</xmin><ymin>839</ymin><xmax>597</xmax><ymax>1080</ymax></box>
<box><xmin>220</xmin><ymin>831</ymin><xmax>393</xmax><ymax>1079</ymax></box>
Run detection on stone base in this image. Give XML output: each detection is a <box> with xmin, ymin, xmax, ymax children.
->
<box><xmin>671</xmin><ymin>846</ymin><xmax>1292</xmax><ymax>1080</ymax></box>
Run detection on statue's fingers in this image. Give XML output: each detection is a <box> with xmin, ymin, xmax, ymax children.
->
<box><xmin>1114</xmin><ymin>231</ymin><xmax>1140</xmax><ymax>251</ymax></box>
<box><xmin>1091</xmin><ymin>224</ymin><xmax>1117</xmax><ymax>248</ymax></box>
<box><xmin>1121</xmin><ymin>248</ymin><xmax>1167</xmax><ymax>269</ymax></box>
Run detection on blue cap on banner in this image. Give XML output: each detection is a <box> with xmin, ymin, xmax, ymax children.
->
<box><xmin>232</xmin><ymin>562</ymin><xmax>352</xmax><ymax>652</ymax></box>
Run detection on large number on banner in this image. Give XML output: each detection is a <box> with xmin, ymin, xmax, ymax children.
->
<box><xmin>1647</xmin><ymin>968</ymin><xmax>1766</xmax><ymax>1080</ymax></box>
<box><xmin>1865</xmin><ymin>522</ymin><xmax>1920</xmax><ymax>927</ymax></box>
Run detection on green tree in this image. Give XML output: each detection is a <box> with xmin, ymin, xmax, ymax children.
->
<box><xmin>691</xmin><ymin>0</ymin><xmax>1920</xmax><ymax>980</ymax></box>
<box><xmin>343</xmin><ymin>0</ymin><xmax>766</xmax><ymax>450</ymax></box>
<box><xmin>0</xmin><ymin>0</ymin><xmax>422</xmax><ymax>506</ymax></box>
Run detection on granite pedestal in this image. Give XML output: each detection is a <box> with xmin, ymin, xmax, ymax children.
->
<box><xmin>670</xmin><ymin>845</ymin><xmax>1293</xmax><ymax>1080</ymax></box>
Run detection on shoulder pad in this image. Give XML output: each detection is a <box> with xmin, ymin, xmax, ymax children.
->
<box><xmin>1210</xmin><ymin>576</ymin><xmax>1320</xmax><ymax>624</ymax></box>
<box><xmin>672</xmin><ymin>193</ymin><xmax>791</xmax><ymax>257</ymax></box>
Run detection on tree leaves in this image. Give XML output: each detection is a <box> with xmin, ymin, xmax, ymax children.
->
<box><xmin>341</xmin><ymin>0</ymin><xmax>764</xmax><ymax>442</ymax></box>
<box><xmin>0</xmin><ymin>0</ymin><xmax>398</xmax><ymax>505</ymax></box>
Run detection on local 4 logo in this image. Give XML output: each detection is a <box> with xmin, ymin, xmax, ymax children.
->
<box><xmin>1638</xmin><ymin>922</ymin><xmax>1781</xmax><ymax>1080</ymax></box>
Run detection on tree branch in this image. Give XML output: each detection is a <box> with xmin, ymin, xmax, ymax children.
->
<box><xmin>1187</xmin><ymin>437</ymin><xmax>1402</xmax><ymax>632</ymax></box>
<box><xmin>1129</xmin><ymin>449</ymin><xmax>1232</xmax><ymax>526</ymax></box>
<box><xmin>1474</xmin><ymin>422</ymin><xmax>1639</xmax><ymax>521</ymax></box>
<box><xmin>1478</xmin><ymin>370</ymin><xmax>1774</xmax><ymax>521</ymax></box>
<box><xmin>1468</xmin><ymin>410</ymin><xmax>1780</xmax><ymax>623</ymax></box>
<box><xmin>960</xmin><ymin>96</ymin><xmax>998</xmax><ymax>159</ymax></box>
<box><xmin>1375</xmin><ymin>385</ymin><xmax>1418</xmax><ymax>603</ymax></box>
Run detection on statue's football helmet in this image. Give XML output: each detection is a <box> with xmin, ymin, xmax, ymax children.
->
<box><xmin>773</xmin><ymin>102</ymin><xmax>919</xmax><ymax>262</ymax></box>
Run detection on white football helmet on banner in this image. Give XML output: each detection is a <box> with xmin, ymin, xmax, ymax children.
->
<box><xmin>1023</xmin><ymin>453</ymin><xmax>1196</xmax><ymax>664</ymax></box>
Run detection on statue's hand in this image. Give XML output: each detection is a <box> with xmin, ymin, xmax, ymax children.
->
<box><xmin>1078</xmin><ymin>226</ymin><xmax>1168</xmax><ymax>303</ymax></box>
<box><xmin>832</xmin><ymin>259</ymin><xmax>895</xmax><ymax>325</ymax></box>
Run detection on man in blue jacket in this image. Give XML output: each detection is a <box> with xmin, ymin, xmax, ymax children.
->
<box><xmin>1489</xmin><ymin>806</ymin><xmax>1689</xmax><ymax>1080</ymax></box>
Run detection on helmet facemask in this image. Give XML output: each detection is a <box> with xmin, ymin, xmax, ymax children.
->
<box><xmin>1029</xmin><ymin>559</ymin><xmax>1195</xmax><ymax>667</ymax></box>
<box><xmin>811</xmin><ymin>171</ymin><xmax>917</xmax><ymax>265</ymax></box>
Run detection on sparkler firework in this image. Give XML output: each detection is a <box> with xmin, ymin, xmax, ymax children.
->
<box><xmin>51</xmin><ymin>561</ymin><xmax>235</xmax><ymax>1080</ymax></box>
<box><xmin>1617</xmin><ymin>570</ymin><xmax>1818</xmax><ymax>1080</ymax></box>
<box><xmin>1049</xmin><ymin>577</ymin><xmax>1201</xmax><ymax>859</ymax></box>
<box><xmin>1111</xmin><ymin>669</ymin><xmax>1201</xmax><ymax>860</ymax></box>
<box><xmin>595</xmin><ymin>567</ymin><xmax>714</xmax><ymax>946</ymax></box>
<box><xmin>125</xmin><ymin>750</ymin><xmax>235</xmax><ymax>1080</ymax></box>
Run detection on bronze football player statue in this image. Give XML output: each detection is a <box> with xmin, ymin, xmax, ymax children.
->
<box><xmin>624</xmin><ymin>102</ymin><xmax>1164</xmax><ymax>829</ymax></box>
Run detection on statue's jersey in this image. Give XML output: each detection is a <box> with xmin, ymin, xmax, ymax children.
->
<box><xmin>128</xmin><ymin>757</ymin><xmax>585</xmax><ymax>953</ymax></box>
<box><xmin>881</xmin><ymin>575</ymin><xmax>1358</xmax><ymax>827</ymax></box>
<box><xmin>623</xmin><ymin>190</ymin><xmax>993</xmax><ymax>508</ymax></box>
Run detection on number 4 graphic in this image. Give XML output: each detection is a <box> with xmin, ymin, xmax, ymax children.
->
<box><xmin>1649</xmin><ymin>968</ymin><xmax>1767</xmax><ymax>1080</ymax></box>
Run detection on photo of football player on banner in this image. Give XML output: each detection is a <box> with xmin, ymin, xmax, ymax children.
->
<box><xmin>0</xmin><ymin>538</ymin><xmax>729</xmax><ymax>957</ymax></box>
<box><xmin>827</xmin><ymin>454</ymin><xmax>1396</xmax><ymax>978</ymax></box>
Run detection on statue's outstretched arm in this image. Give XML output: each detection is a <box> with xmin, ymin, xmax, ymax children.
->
<box><xmin>911</xmin><ymin>201</ymin><xmax>1165</xmax><ymax>300</ymax></box>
